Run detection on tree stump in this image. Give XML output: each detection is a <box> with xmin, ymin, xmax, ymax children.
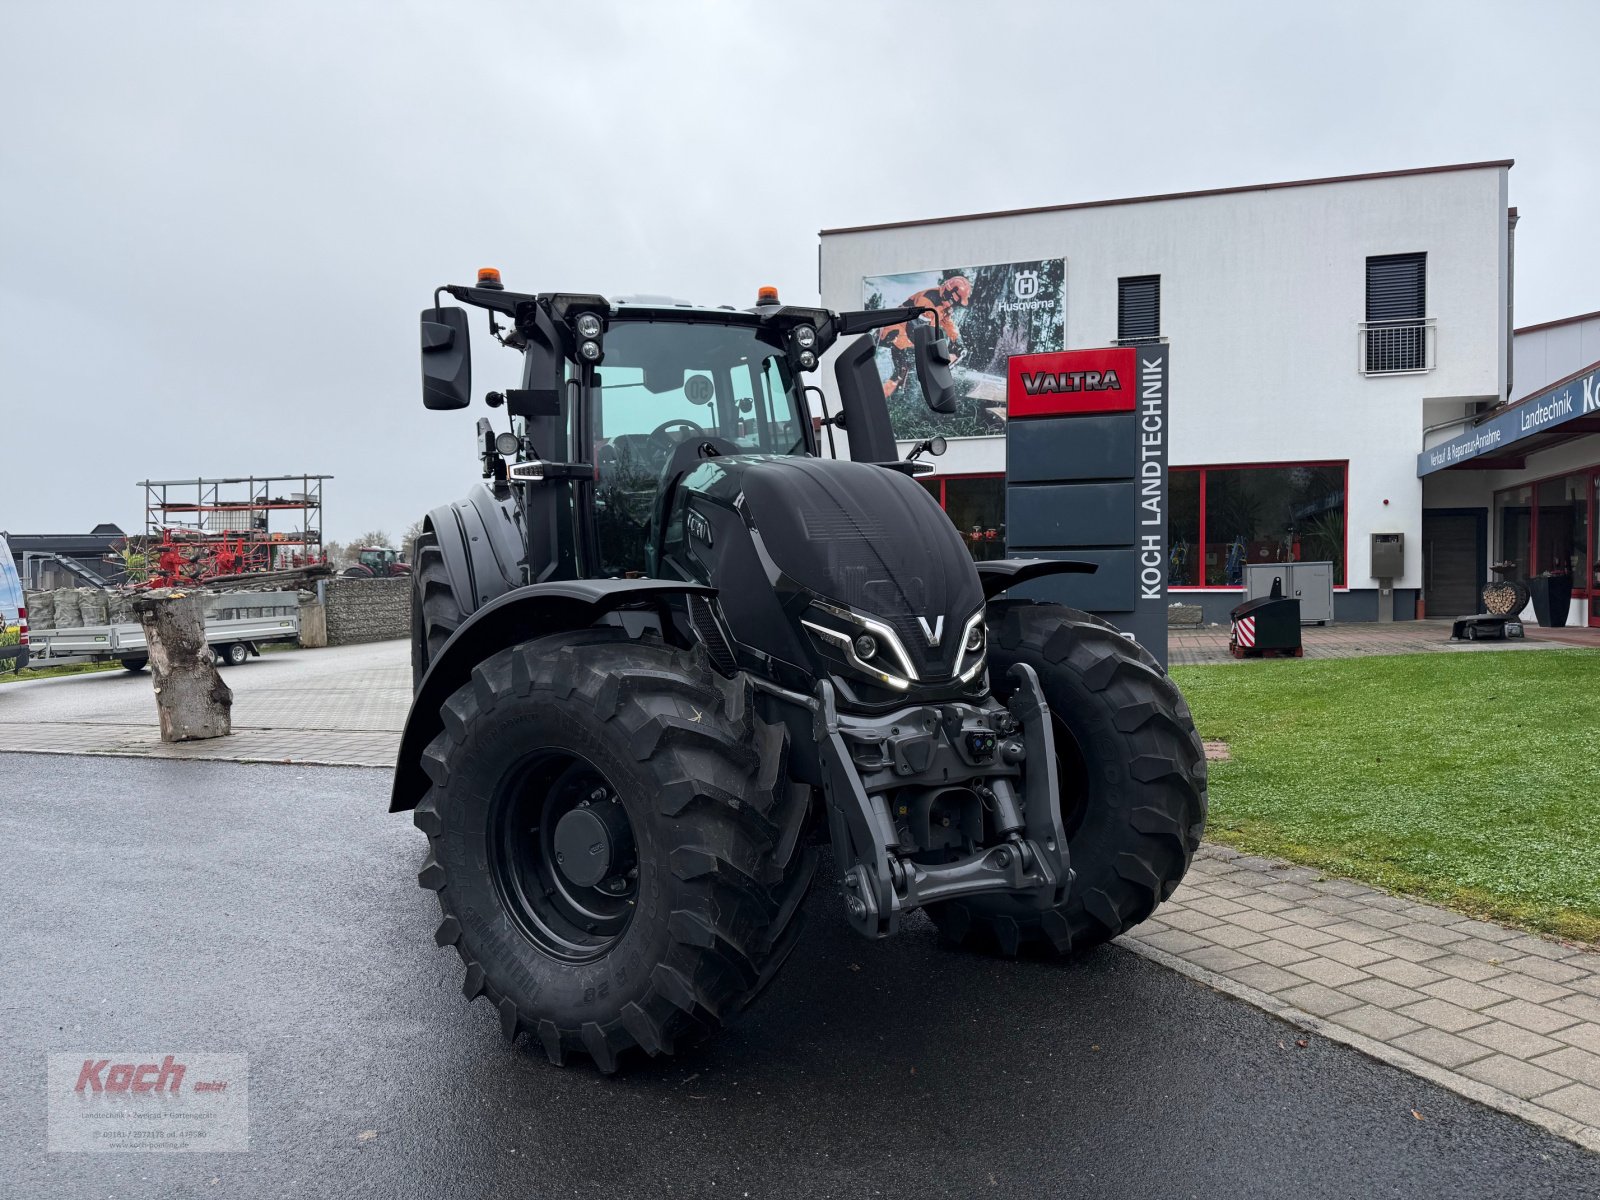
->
<box><xmin>131</xmin><ymin>590</ymin><xmax>233</xmax><ymax>742</ymax></box>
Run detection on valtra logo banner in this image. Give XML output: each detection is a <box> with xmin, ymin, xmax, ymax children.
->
<box><xmin>1006</xmin><ymin>347</ymin><xmax>1137</xmax><ymax>418</ymax></box>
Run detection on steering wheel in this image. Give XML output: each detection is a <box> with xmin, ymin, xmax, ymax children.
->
<box><xmin>646</xmin><ymin>418</ymin><xmax>707</xmax><ymax>449</ymax></box>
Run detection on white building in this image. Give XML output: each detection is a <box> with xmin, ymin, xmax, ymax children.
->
<box><xmin>818</xmin><ymin>160</ymin><xmax>1523</xmax><ymax>623</ymax></box>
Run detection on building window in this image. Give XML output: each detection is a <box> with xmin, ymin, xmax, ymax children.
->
<box><xmin>920</xmin><ymin>474</ymin><xmax>1007</xmax><ymax>561</ymax></box>
<box><xmin>1170</xmin><ymin>463</ymin><xmax>1347</xmax><ymax>588</ymax></box>
<box><xmin>1495</xmin><ymin>469</ymin><xmax>1597</xmax><ymax>595</ymax></box>
<box><xmin>1363</xmin><ymin>252</ymin><xmax>1432</xmax><ymax>373</ymax></box>
<box><xmin>1117</xmin><ymin>275</ymin><xmax>1161</xmax><ymax>345</ymax></box>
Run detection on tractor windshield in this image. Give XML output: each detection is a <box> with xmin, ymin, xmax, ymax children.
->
<box><xmin>589</xmin><ymin>318</ymin><xmax>810</xmax><ymax>575</ymax></box>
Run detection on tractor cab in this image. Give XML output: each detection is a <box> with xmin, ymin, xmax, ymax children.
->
<box><xmin>357</xmin><ymin>547</ymin><xmax>403</xmax><ymax>572</ymax></box>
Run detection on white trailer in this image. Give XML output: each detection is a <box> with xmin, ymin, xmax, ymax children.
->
<box><xmin>25</xmin><ymin>591</ymin><xmax>301</xmax><ymax>671</ymax></box>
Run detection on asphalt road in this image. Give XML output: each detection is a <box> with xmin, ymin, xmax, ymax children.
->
<box><xmin>2</xmin><ymin>753</ymin><xmax>1595</xmax><ymax>1200</ymax></box>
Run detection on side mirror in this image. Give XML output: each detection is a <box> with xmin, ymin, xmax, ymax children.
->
<box><xmin>912</xmin><ymin>323</ymin><xmax>958</xmax><ymax>414</ymax></box>
<box><xmin>420</xmin><ymin>306</ymin><xmax>472</xmax><ymax>410</ymax></box>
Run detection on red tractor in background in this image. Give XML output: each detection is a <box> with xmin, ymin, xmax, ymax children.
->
<box><xmin>342</xmin><ymin>546</ymin><xmax>411</xmax><ymax>578</ymax></box>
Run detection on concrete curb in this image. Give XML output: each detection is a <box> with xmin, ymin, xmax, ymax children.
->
<box><xmin>1119</xmin><ymin>936</ymin><xmax>1600</xmax><ymax>1155</ymax></box>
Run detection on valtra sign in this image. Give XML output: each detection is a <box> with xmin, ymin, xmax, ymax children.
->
<box><xmin>1006</xmin><ymin>347</ymin><xmax>1136</xmax><ymax>417</ymax></box>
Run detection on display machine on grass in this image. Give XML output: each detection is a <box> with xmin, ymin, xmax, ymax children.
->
<box><xmin>391</xmin><ymin>270</ymin><xmax>1207</xmax><ymax>1070</ymax></box>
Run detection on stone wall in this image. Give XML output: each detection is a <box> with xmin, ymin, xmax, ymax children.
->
<box><xmin>322</xmin><ymin>577</ymin><xmax>409</xmax><ymax>646</ymax></box>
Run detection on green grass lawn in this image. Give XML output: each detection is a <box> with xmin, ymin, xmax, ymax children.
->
<box><xmin>1171</xmin><ymin>649</ymin><xmax>1600</xmax><ymax>943</ymax></box>
<box><xmin>0</xmin><ymin>660</ymin><xmax>121</xmax><ymax>685</ymax></box>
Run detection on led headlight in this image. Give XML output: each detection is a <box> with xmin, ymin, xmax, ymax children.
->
<box><xmin>964</xmin><ymin>620</ymin><xmax>985</xmax><ymax>653</ymax></box>
<box><xmin>798</xmin><ymin>350</ymin><xmax>818</xmax><ymax>371</ymax></box>
<box><xmin>495</xmin><ymin>431</ymin><xmax>520</xmax><ymax>457</ymax></box>
<box><xmin>575</xmin><ymin>313</ymin><xmax>603</xmax><ymax>339</ymax></box>
<box><xmin>853</xmin><ymin>634</ymin><xmax>877</xmax><ymax>660</ymax></box>
<box><xmin>579</xmin><ymin>340</ymin><xmax>602</xmax><ymax>362</ymax></box>
<box><xmin>794</xmin><ymin>324</ymin><xmax>817</xmax><ymax>349</ymax></box>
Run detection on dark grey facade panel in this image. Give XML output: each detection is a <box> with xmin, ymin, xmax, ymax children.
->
<box><xmin>1006</xmin><ymin>481</ymin><xmax>1138</xmax><ymax>549</ymax></box>
<box><xmin>1006</xmin><ymin>413</ymin><xmax>1137</xmax><ymax>483</ymax></box>
<box><xmin>1005</xmin><ymin>549</ymin><xmax>1139</xmax><ymax>612</ymax></box>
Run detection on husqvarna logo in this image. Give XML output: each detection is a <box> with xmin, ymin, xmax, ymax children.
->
<box><xmin>1013</xmin><ymin>270</ymin><xmax>1040</xmax><ymax>301</ymax></box>
<box><xmin>916</xmin><ymin>615</ymin><xmax>945</xmax><ymax>645</ymax></box>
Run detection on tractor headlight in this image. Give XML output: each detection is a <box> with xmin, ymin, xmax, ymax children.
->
<box><xmin>853</xmin><ymin>634</ymin><xmax>877</xmax><ymax>661</ymax></box>
<box><xmin>964</xmin><ymin>620</ymin><xmax>985</xmax><ymax>653</ymax></box>
<box><xmin>798</xmin><ymin>350</ymin><xmax>818</xmax><ymax>371</ymax></box>
<box><xmin>794</xmin><ymin>324</ymin><xmax>817</xmax><ymax>349</ymax></box>
<box><xmin>575</xmin><ymin>313</ymin><xmax>603</xmax><ymax>339</ymax></box>
<box><xmin>579</xmin><ymin>340</ymin><xmax>602</xmax><ymax>362</ymax></box>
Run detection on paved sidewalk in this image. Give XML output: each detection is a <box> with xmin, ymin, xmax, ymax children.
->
<box><xmin>1122</xmin><ymin>845</ymin><xmax>1600</xmax><ymax>1151</ymax></box>
<box><xmin>0</xmin><ymin>640</ymin><xmax>408</xmax><ymax>766</ymax></box>
<box><xmin>1170</xmin><ymin>618</ymin><xmax>1600</xmax><ymax>666</ymax></box>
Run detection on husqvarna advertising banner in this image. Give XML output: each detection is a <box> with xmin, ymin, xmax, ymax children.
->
<box><xmin>1004</xmin><ymin>344</ymin><xmax>1169</xmax><ymax>667</ymax></box>
<box><xmin>861</xmin><ymin>259</ymin><xmax>1066</xmax><ymax>440</ymax></box>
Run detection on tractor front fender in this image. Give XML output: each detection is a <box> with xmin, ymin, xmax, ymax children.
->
<box><xmin>423</xmin><ymin>482</ymin><xmax>529</xmax><ymax>617</ymax></box>
<box><xmin>974</xmin><ymin>557</ymin><xmax>1098</xmax><ymax>601</ymax></box>
<box><xmin>389</xmin><ymin>578</ymin><xmax>716</xmax><ymax>812</ymax></box>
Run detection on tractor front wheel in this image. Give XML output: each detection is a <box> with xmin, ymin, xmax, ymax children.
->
<box><xmin>413</xmin><ymin>631</ymin><xmax>814</xmax><ymax>1070</ymax></box>
<box><xmin>927</xmin><ymin>603</ymin><xmax>1207</xmax><ymax>957</ymax></box>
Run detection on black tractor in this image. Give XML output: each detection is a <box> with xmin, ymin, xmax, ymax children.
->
<box><xmin>393</xmin><ymin>270</ymin><xmax>1206</xmax><ymax>1070</ymax></box>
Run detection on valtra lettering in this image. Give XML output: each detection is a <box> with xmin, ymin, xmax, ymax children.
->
<box><xmin>1019</xmin><ymin>368</ymin><xmax>1121</xmax><ymax>396</ymax></box>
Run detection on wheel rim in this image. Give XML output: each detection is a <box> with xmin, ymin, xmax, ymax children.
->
<box><xmin>488</xmin><ymin>750</ymin><xmax>639</xmax><ymax>962</ymax></box>
<box><xmin>1050</xmin><ymin>714</ymin><xmax>1093</xmax><ymax>842</ymax></box>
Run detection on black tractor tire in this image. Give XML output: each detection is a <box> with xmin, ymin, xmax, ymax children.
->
<box><xmin>410</xmin><ymin>530</ymin><xmax>462</xmax><ymax>689</ymax></box>
<box><xmin>927</xmin><ymin>603</ymin><xmax>1207</xmax><ymax>957</ymax></box>
<box><xmin>121</xmin><ymin>657</ymin><xmax>148</xmax><ymax>673</ymax></box>
<box><xmin>413</xmin><ymin>630</ymin><xmax>815</xmax><ymax>1071</ymax></box>
<box><xmin>342</xmin><ymin>564</ymin><xmax>374</xmax><ymax>579</ymax></box>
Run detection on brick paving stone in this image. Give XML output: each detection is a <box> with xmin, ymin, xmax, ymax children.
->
<box><xmin>1286</xmin><ymin>959</ymin><xmax>1370</xmax><ymax>988</ymax></box>
<box><xmin>1538</xmin><ymin>1083</ymin><xmax>1600</xmax><ymax>1126</ymax></box>
<box><xmin>1457</xmin><ymin>1054</ymin><xmax>1571</xmax><ymax>1101</ymax></box>
<box><xmin>1157</xmin><ymin>909</ymin><xmax>1217</xmax><ymax>934</ymax></box>
<box><xmin>1223</xmin><ymin>909</ymin><xmax>1294</xmax><ymax>933</ymax></box>
<box><xmin>1565</xmin><ymin>973</ymin><xmax>1600</xmax><ymax>999</ymax></box>
<box><xmin>1481</xmin><ymin>998</ymin><xmax>1581</xmax><ymax>1035</ymax></box>
<box><xmin>1512</xmin><ymin>956</ymin><xmax>1591</xmax><ymax>986</ymax></box>
<box><xmin>1185</xmin><ymin>896</ymin><xmax>1249</xmax><ymax>918</ymax></box>
<box><xmin>1551</xmin><ymin>993</ymin><xmax>1600</xmax><ymax>1024</ymax></box>
<box><xmin>1242</xmin><ymin>940</ymin><xmax>1315</xmax><ymax>967</ymax></box>
<box><xmin>1347</xmin><ymin>909</ymin><xmax>1413</xmax><ymax>932</ymax></box>
<box><xmin>1399</xmin><ymin>903</ymin><xmax>1468</xmax><ymax>924</ymax></box>
<box><xmin>1360</xmin><ymin>894</ymin><xmax>1416</xmax><ymax>913</ymax></box>
<box><xmin>1134</xmin><ymin>929</ymin><xmax>1209</xmax><ymax>956</ymax></box>
<box><xmin>1366</xmin><ymin>959</ymin><xmax>1448</xmax><ymax>989</ymax></box>
<box><xmin>1199</xmin><ymin>880</ymin><xmax>1252</xmax><ymax>900</ymax></box>
<box><xmin>1447</xmin><ymin>919</ymin><xmax>1520</xmax><ymax>943</ymax></box>
<box><xmin>1276</xmin><ymin>982</ymin><xmax>1362</xmax><ymax>1017</ymax></box>
<box><xmin>1446</xmin><ymin>937</ymin><xmax>1524</xmax><ymax>965</ymax></box>
<box><xmin>1186</xmin><ymin>946</ymin><xmax>1257</xmax><ymax>974</ymax></box>
<box><xmin>1530</xmin><ymin>1046</ymin><xmax>1600</xmax><ymax>1089</ymax></box>
<box><xmin>1366</xmin><ymin>936</ymin><xmax>1450</xmax><ymax>964</ymax></box>
<box><xmin>1278</xmin><ymin>907</ymin><xmax>1347</xmax><ymax>930</ymax></box>
<box><xmin>1392</xmin><ymin>1028</ymin><xmax>1495</xmax><ymax>1070</ymax></box>
<box><xmin>1331</xmin><ymin>1004</ymin><xmax>1424</xmax><ymax>1042</ymax></box>
<box><xmin>1203</xmin><ymin>923</ymin><xmax>1270</xmax><ymax>950</ymax></box>
<box><xmin>1315</xmin><ymin>920</ymin><xmax>1389</xmax><ymax>945</ymax></box>
<box><xmin>1342</xmin><ymin>979</ymin><xmax>1428</xmax><ymax>1009</ymax></box>
<box><xmin>1259</xmin><ymin>882</ymin><xmax>1319</xmax><ymax>902</ymax></box>
<box><xmin>1304</xmin><ymin>897</ymin><xmax>1369</xmax><ymax>916</ymax></box>
<box><xmin>1268</xmin><ymin>924</ymin><xmax>1342</xmax><ymax>951</ymax></box>
<box><xmin>1397</xmin><ymin>998</ymin><xmax>1491</xmax><ymax>1034</ymax></box>
<box><xmin>1420</xmin><ymin>978</ymin><xmax>1513</xmax><ymax>1011</ymax></box>
<box><xmin>1240</xmin><ymin>894</ymin><xmax>1300</xmax><ymax>914</ymax></box>
<box><xmin>1318</xmin><ymin>880</ymin><xmax>1381</xmax><ymax>899</ymax></box>
<box><xmin>1387</xmin><ymin>921</ymin><xmax>1470</xmax><ymax>948</ymax></box>
<box><xmin>1479</xmin><ymin>973</ymin><xmax>1574</xmax><ymax>1005</ymax></box>
<box><xmin>1554</xmin><ymin>1023</ymin><xmax>1600</xmax><ymax>1055</ymax></box>
<box><xmin>1498</xmin><ymin>934</ymin><xmax>1584</xmax><ymax>962</ymax></box>
<box><xmin>1226</xmin><ymin>962</ymin><xmax>1305</xmax><ymax>993</ymax></box>
<box><xmin>1424</xmin><ymin>954</ymin><xmax>1508</xmax><ymax>984</ymax></box>
<box><xmin>1462</xmin><ymin>1021</ymin><xmax>1566</xmax><ymax>1060</ymax></box>
<box><xmin>1317</xmin><ymin>940</ymin><xmax>1391</xmax><ymax>969</ymax></box>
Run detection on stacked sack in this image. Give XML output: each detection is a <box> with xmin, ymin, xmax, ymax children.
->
<box><xmin>78</xmin><ymin>588</ymin><xmax>109</xmax><ymax>626</ymax></box>
<box><xmin>107</xmin><ymin>591</ymin><xmax>137</xmax><ymax>624</ymax></box>
<box><xmin>25</xmin><ymin>590</ymin><xmax>56</xmax><ymax>630</ymax></box>
<box><xmin>52</xmin><ymin>587</ymin><xmax>83</xmax><ymax>628</ymax></box>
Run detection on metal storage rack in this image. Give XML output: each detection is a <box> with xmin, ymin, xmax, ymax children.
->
<box><xmin>139</xmin><ymin>474</ymin><xmax>333</xmax><ymax>579</ymax></box>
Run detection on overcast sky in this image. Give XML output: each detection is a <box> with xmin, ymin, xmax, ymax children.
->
<box><xmin>4</xmin><ymin>1</ymin><xmax>1597</xmax><ymax>543</ymax></box>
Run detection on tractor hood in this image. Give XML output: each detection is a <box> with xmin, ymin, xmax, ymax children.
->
<box><xmin>737</xmin><ymin>457</ymin><xmax>984</xmax><ymax>683</ymax></box>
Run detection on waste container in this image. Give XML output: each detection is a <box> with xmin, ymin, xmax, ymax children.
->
<box><xmin>1230</xmin><ymin>584</ymin><xmax>1303</xmax><ymax>659</ymax></box>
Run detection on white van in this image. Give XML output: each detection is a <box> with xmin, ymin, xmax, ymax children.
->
<box><xmin>0</xmin><ymin>533</ymin><xmax>27</xmax><ymax>672</ymax></box>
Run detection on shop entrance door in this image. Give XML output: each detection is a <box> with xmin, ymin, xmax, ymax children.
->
<box><xmin>1422</xmin><ymin>510</ymin><xmax>1483</xmax><ymax>618</ymax></box>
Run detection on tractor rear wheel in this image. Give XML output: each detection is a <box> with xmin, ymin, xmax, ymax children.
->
<box><xmin>410</xmin><ymin>529</ymin><xmax>462</xmax><ymax>689</ymax></box>
<box><xmin>413</xmin><ymin>630</ymin><xmax>815</xmax><ymax>1071</ymax></box>
<box><xmin>927</xmin><ymin>603</ymin><xmax>1207</xmax><ymax>957</ymax></box>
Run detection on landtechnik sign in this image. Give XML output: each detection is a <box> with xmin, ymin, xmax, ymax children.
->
<box><xmin>1003</xmin><ymin>345</ymin><xmax>1170</xmax><ymax>667</ymax></box>
<box><xmin>1418</xmin><ymin>366</ymin><xmax>1600</xmax><ymax>474</ymax></box>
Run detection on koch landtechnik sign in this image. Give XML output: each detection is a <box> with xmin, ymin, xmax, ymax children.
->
<box><xmin>1418</xmin><ymin>366</ymin><xmax>1600</xmax><ymax>475</ymax></box>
